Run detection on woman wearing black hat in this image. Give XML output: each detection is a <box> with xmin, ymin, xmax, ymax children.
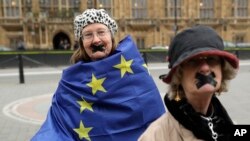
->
<box><xmin>138</xmin><ymin>25</ymin><xmax>239</xmax><ymax>141</ymax></box>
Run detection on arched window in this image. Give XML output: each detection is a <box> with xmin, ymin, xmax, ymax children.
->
<box><xmin>132</xmin><ymin>0</ymin><xmax>147</xmax><ymax>18</ymax></box>
<box><xmin>98</xmin><ymin>0</ymin><xmax>113</xmax><ymax>16</ymax></box>
<box><xmin>199</xmin><ymin>0</ymin><xmax>214</xmax><ymax>19</ymax></box>
<box><xmin>164</xmin><ymin>0</ymin><xmax>182</xmax><ymax>18</ymax></box>
<box><xmin>3</xmin><ymin>0</ymin><xmax>21</xmax><ymax>17</ymax></box>
<box><xmin>232</xmin><ymin>0</ymin><xmax>248</xmax><ymax>17</ymax></box>
<box><xmin>87</xmin><ymin>0</ymin><xmax>113</xmax><ymax>16</ymax></box>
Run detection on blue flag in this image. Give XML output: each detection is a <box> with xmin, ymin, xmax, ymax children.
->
<box><xmin>31</xmin><ymin>35</ymin><xmax>165</xmax><ymax>141</ymax></box>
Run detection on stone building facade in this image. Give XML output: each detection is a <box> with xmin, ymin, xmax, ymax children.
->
<box><xmin>0</xmin><ymin>0</ymin><xmax>249</xmax><ymax>50</ymax></box>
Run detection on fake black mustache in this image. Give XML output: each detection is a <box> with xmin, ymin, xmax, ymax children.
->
<box><xmin>195</xmin><ymin>72</ymin><xmax>217</xmax><ymax>89</ymax></box>
<box><xmin>91</xmin><ymin>45</ymin><xmax>105</xmax><ymax>52</ymax></box>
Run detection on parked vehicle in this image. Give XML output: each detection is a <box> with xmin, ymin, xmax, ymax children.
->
<box><xmin>223</xmin><ymin>41</ymin><xmax>235</xmax><ymax>48</ymax></box>
<box><xmin>236</xmin><ymin>42</ymin><xmax>250</xmax><ymax>48</ymax></box>
<box><xmin>150</xmin><ymin>45</ymin><xmax>169</xmax><ymax>50</ymax></box>
<box><xmin>0</xmin><ymin>45</ymin><xmax>13</xmax><ymax>51</ymax></box>
<box><xmin>223</xmin><ymin>41</ymin><xmax>250</xmax><ymax>48</ymax></box>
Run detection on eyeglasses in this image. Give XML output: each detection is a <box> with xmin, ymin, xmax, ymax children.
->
<box><xmin>184</xmin><ymin>56</ymin><xmax>221</xmax><ymax>67</ymax></box>
<box><xmin>82</xmin><ymin>29</ymin><xmax>110</xmax><ymax>42</ymax></box>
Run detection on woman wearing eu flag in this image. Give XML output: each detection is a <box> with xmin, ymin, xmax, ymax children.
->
<box><xmin>31</xmin><ymin>9</ymin><xmax>165</xmax><ymax>141</ymax></box>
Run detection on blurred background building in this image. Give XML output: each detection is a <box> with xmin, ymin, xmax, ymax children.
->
<box><xmin>0</xmin><ymin>0</ymin><xmax>249</xmax><ymax>50</ymax></box>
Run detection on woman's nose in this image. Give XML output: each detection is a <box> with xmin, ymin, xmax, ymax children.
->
<box><xmin>92</xmin><ymin>33</ymin><xmax>101</xmax><ymax>43</ymax></box>
<box><xmin>198</xmin><ymin>60</ymin><xmax>211</xmax><ymax>74</ymax></box>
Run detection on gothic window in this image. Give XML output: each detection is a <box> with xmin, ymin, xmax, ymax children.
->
<box><xmin>199</xmin><ymin>0</ymin><xmax>214</xmax><ymax>19</ymax></box>
<box><xmin>87</xmin><ymin>0</ymin><xmax>94</xmax><ymax>8</ymax></box>
<box><xmin>45</xmin><ymin>0</ymin><xmax>59</xmax><ymax>17</ymax></box>
<box><xmin>69</xmin><ymin>0</ymin><xmax>80</xmax><ymax>17</ymax></box>
<box><xmin>25</xmin><ymin>0</ymin><xmax>32</xmax><ymax>12</ymax></box>
<box><xmin>164</xmin><ymin>0</ymin><xmax>182</xmax><ymax>18</ymax></box>
<box><xmin>39</xmin><ymin>0</ymin><xmax>49</xmax><ymax>17</ymax></box>
<box><xmin>136</xmin><ymin>37</ymin><xmax>145</xmax><ymax>49</ymax></box>
<box><xmin>87</xmin><ymin>0</ymin><xmax>112</xmax><ymax>16</ymax></box>
<box><xmin>232</xmin><ymin>0</ymin><xmax>248</xmax><ymax>17</ymax></box>
<box><xmin>234</xmin><ymin>34</ymin><xmax>245</xmax><ymax>43</ymax></box>
<box><xmin>98</xmin><ymin>0</ymin><xmax>113</xmax><ymax>16</ymax></box>
<box><xmin>132</xmin><ymin>0</ymin><xmax>147</xmax><ymax>18</ymax></box>
<box><xmin>3</xmin><ymin>0</ymin><xmax>20</xmax><ymax>17</ymax></box>
<box><xmin>39</xmin><ymin>0</ymin><xmax>80</xmax><ymax>18</ymax></box>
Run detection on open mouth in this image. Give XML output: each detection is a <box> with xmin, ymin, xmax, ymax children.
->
<box><xmin>91</xmin><ymin>44</ymin><xmax>105</xmax><ymax>53</ymax></box>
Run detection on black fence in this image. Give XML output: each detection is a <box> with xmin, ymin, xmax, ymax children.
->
<box><xmin>0</xmin><ymin>49</ymin><xmax>250</xmax><ymax>68</ymax></box>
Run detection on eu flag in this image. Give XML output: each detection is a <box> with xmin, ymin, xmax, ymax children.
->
<box><xmin>31</xmin><ymin>35</ymin><xmax>165</xmax><ymax>141</ymax></box>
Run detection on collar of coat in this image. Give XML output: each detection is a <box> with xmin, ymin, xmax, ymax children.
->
<box><xmin>164</xmin><ymin>94</ymin><xmax>233</xmax><ymax>141</ymax></box>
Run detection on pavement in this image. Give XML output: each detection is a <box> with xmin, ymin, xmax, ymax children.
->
<box><xmin>0</xmin><ymin>61</ymin><xmax>250</xmax><ymax>141</ymax></box>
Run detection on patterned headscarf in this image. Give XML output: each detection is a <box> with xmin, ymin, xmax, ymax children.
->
<box><xmin>74</xmin><ymin>9</ymin><xmax>118</xmax><ymax>40</ymax></box>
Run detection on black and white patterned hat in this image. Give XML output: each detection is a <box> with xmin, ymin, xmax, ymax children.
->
<box><xmin>74</xmin><ymin>9</ymin><xmax>118</xmax><ymax>40</ymax></box>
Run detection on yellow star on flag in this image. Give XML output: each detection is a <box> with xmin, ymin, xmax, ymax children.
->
<box><xmin>73</xmin><ymin>121</ymin><xmax>93</xmax><ymax>141</ymax></box>
<box><xmin>77</xmin><ymin>98</ymin><xmax>93</xmax><ymax>113</ymax></box>
<box><xmin>87</xmin><ymin>74</ymin><xmax>107</xmax><ymax>95</ymax></box>
<box><xmin>113</xmin><ymin>55</ymin><xmax>134</xmax><ymax>78</ymax></box>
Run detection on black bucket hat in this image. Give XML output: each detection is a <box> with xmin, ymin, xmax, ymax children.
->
<box><xmin>161</xmin><ymin>25</ymin><xmax>239</xmax><ymax>84</ymax></box>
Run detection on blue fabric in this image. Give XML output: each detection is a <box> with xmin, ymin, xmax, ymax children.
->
<box><xmin>31</xmin><ymin>35</ymin><xmax>165</xmax><ymax>141</ymax></box>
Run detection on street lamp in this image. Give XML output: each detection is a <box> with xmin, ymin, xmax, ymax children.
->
<box><xmin>200</xmin><ymin>2</ymin><xmax>203</xmax><ymax>7</ymax></box>
<box><xmin>11</xmin><ymin>0</ymin><xmax>16</xmax><ymax>7</ymax></box>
